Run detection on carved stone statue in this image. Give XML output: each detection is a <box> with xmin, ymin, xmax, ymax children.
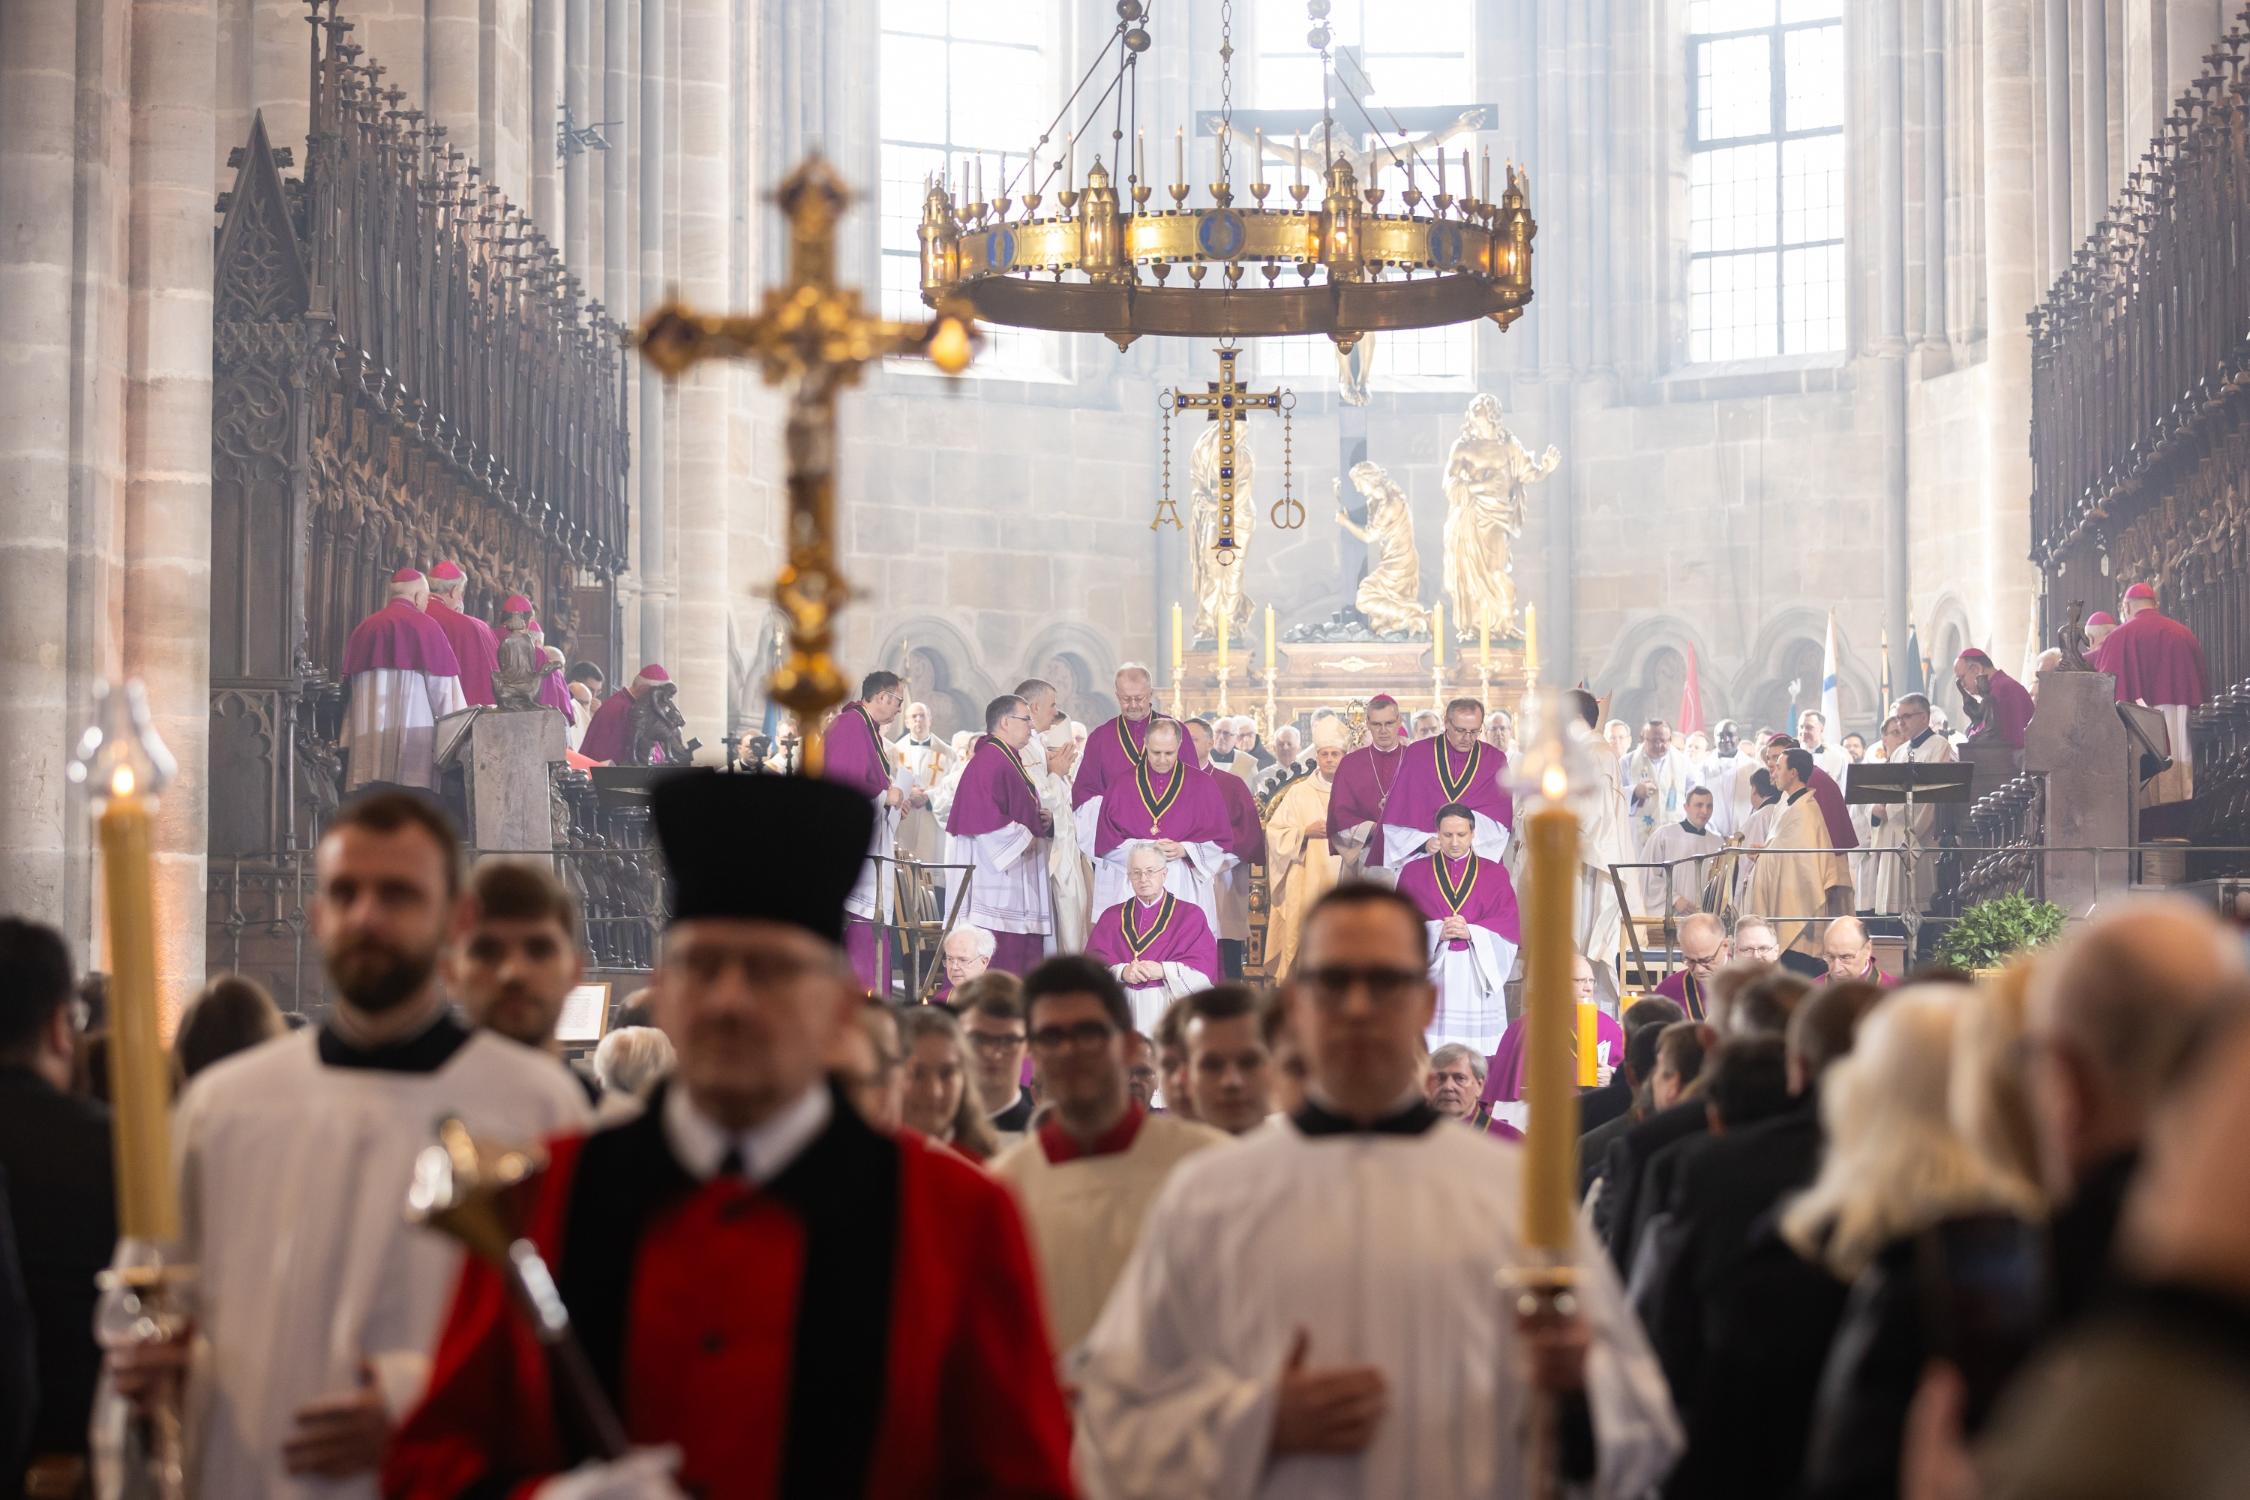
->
<box><xmin>628</xmin><ymin>682</ymin><xmax>696</xmax><ymax>766</ymax></box>
<box><xmin>493</xmin><ymin>599</ymin><xmax>545</xmax><ymax>709</ymax></box>
<box><xmin>2055</xmin><ymin>599</ymin><xmax>2094</xmax><ymax>671</ymax></box>
<box><xmin>1189</xmin><ymin>420</ymin><xmax>1257</xmax><ymax>643</ymax></box>
<box><xmin>1442</xmin><ymin>393</ymin><xmax>1559</xmax><ymax>636</ymax></box>
<box><xmin>1334</xmin><ymin>460</ymin><xmax>1425</xmax><ymax>636</ymax></box>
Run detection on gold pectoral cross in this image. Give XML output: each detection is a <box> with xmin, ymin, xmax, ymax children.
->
<box><xmin>1167</xmin><ymin>345</ymin><xmax>1290</xmax><ymax>562</ymax></box>
<box><xmin>637</xmin><ymin>157</ymin><xmax>978</xmax><ymax>775</ymax></box>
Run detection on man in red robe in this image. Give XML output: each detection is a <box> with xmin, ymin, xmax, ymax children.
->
<box><xmin>2093</xmin><ymin>579</ymin><xmax>2209</xmax><ymax>802</ymax></box>
<box><xmin>383</xmin><ymin>773</ymin><xmax>1074</xmax><ymax>1499</ymax></box>
<box><xmin>423</xmin><ymin>559</ymin><xmax>500</xmax><ymax>706</ymax></box>
<box><xmin>578</xmin><ymin>664</ymin><xmax>669</xmax><ymax>765</ymax></box>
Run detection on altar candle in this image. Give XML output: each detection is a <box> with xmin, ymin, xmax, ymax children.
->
<box><xmin>1521</xmin><ymin>779</ymin><xmax>1581</xmax><ymax>1254</ymax></box>
<box><xmin>1219</xmin><ymin>611</ymin><xmax>1229</xmax><ymax>677</ymax></box>
<box><xmin>98</xmin><ymin>765</ymin><xmax>179</xmax><ymax>1242</ymax></box>
<box><xmin>1480</xmin><ymin>618</ymin><xmax>1491</xmax><ymax>673</ymax></box>
<box><xmin>1524</xmin><ymin>604</ymin><xmax>1539</xmax><ymax>677</ymax></box>
<box><xmin>1431</xmin><ymin>603</ymin><xmax>1445</xmax><ymax>670</ymax></box>
<box><xmin>1265</xmin><ymin>604</ymin><xmax>1276</xmax><ymax>676</ymax></box>
<box><xmin>1171</xmin><ymin>602</ymin><xmax>1183</xmax><ymax>676</ymax></box>
<box><xmin>1576</xmin><ymin>1002</ymin><xmax>1600</xmax><ymax>1088</ymax></box>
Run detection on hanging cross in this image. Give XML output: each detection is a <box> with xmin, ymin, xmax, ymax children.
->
<box><xmin>638</xmin><ymin>155</ymin><xmax>977</xmax><ymax>775</ymax></box>
<box><xmin>1169</xmin><ymin>345</ymin><xmax>1286</xmax><ymax>563</ymax></box>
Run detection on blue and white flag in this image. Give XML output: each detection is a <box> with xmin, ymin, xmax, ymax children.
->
<box><xmin>1820</xmin><ymin>611</ymin><xmax>1843</xmax><ymax>734</ymax></box>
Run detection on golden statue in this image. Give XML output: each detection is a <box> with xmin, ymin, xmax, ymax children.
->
<box><xmin>1189</xmin><ymin>421</ymin><xmax>1257</xmax><ymax>642</ymax></box>
<box><xmin>1442</xmin><ymin>392</ymin><xmax>1559</xmax><ymax>636</ymax></box>
<box><xmin>1334</xmin><ymin>459</ymin><xmax>1425</xmax><ymax>635</ymax></box>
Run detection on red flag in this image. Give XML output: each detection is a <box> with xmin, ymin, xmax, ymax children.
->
<box><xmin>1677</xmin><ymin>643</ymin><xmax>1706</xmax><ymax>736</ymax></box>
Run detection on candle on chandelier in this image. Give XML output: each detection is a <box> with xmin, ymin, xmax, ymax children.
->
<box><xmin>1438</xmin><ymin>145</ymin><xmax>1447</xmax><ymax>199</ymax></box>
<box><xmin>997</xmin><ymin>151</ymin><xmax>1008</xmax><ymax>199</ymax></box>
<box><xmin>1066</xmin><ymin>130</ymin><xmax>1075</xmax><ymax>189</ymax></box>
<box><xmin>1481</xmin><ymin>147</ymin><xmax>1491</xmax><ymax>204</ymax></box>
<box><xmin>1253</xmin><ymin>127</ymin><xmax>1264</xmax><ymax>184</ymax></box>
<box><xmin>1171</xmin><ymin>602</ymin><xmax>1184</xmax><ymax>677</ymax></box>
<box><xmin>1135</xmin><ymin>128</ymin><xmax>1143</xmax><ymax>185</ymax></box>
<box><xmin>974</xmin><ymin>152</ymin><xmax>984</xmax><ymax>205</ymax></box>
<box><xmin>1294</xmin><ymin>130</ymin><xmax>1304</xmax><ymax>188</ymax></box>
<box><xmin>1404</xmin><ymin>136</ymin><xmax>1416</xmax><ymax>193</ymax></box>
<box><xmin>1265</xmin><ymin>604</ymin><xmax>1276</xmax><ymax>676</ymax></box>
<box><xmin>1176</xmin><ymin>125</ymin><xmax>1185</xmax><ymax>186</ymax></box>
<box><xmin>1460</xmin><ymin>148</ymin><xmax>1472</xmax><ymax>201</ymax></box>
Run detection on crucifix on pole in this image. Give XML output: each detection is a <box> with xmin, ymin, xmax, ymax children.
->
<box><xmin>1160</xmin><ymin>343</ymin><xmax>1291</xmax><ymax>560</ymax></box>
<box><xmin>637</xmin><ymin>156</ymin><xmax>978</xmax><ymax>775</ymax></box>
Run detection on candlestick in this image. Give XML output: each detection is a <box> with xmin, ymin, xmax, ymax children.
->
<box><xmin>1576</xmin><ymin>1003</ymin><xmax>1600</xmax><ymax>1088</ymax></box>
<box><xmin>1461</xmin><ymin>148</ymin><xmax>1472</xmax><ymax>203</ymax></box>
<box><xmin>1431</xmin><ymin>602</ymin><xmax>1445</xmax><ymax>671</ymax></box>
<box><xmin>1067</xmin><ymin>130</ymin><xmax>1075</xmax><ymax>189</ymax></box>
<box><xmin>1134</xmin><ymin>128</ymin><xmax>1143</xmax><ymax>185</ymax></box>
<box><xmin>1294</xmin><ymin>130</ymin><xmax>1304</xmax><ymax>188</ymax></box>
<box><xmin>1176</xmin><ymin>125</ymin><xmax>1185</xmax><ymax>188</ymax></box>
<box><xmin>1253</xmin><ymin>126</ymin><xmax>1263</xmax><ymax>183</ymax></box>
<box><xmin>1171</xmin><ymin>602</ymin><xmax>1184</xmax><ymax>678</ymax></box>
<box><xmin>1480</xmin><ymin>618</ymin><xmax>1492</xmax><ymax>674</ymax></box>
<box><xmin>1265</xmin><ymin>603</ymin><xmax>1277</xmax><ymax>677</ymax></box>
<box><xmin>975</xmin><ymin>152</ymin><xmax>984</xmax><ymax>206</ymax></box>
<box><xmin>1481</xmin><ymin>147</ymin><xmax>1491</xmax><ymax>205</ymax></box>
<box><xmin>1438</xmin><ymin>146</ymin><xmax>1447</xmax><ymax>199</ymax></box>
<box><xmin>1524</xmin><ymin>604</ymin><xmax>1539</xmax><ymax>678</ymax></box>
<box><xmin>1520</xmin><ymin>771</ymin><xmax>1581</xmax><ymax>1251</ymax></box>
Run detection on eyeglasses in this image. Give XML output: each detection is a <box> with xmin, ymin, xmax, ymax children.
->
<box><xmin>1005</xmin><ymin>713</ymin><xmax>1033</xmax><ymax>726</ymax></box>
<box><xmin>966</xmin><ymin>1030</ymin><xmax>1027</xmax><ymax>1053</ymax></box>
<box><xmin>1299</xmin><ymin>964</ymin><xmax>1431</xmax><ymax>1008</ymax></box>
<box><xmin>1029</xmin><ymin>1020</ymin><xmax>1117</xmax><ymax>1052</ymax></box>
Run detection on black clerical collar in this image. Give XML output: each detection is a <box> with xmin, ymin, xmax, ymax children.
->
<box><xmin>1211</xmin><ymin>748</ymin><xmax>1236</xmax><ymax>764</ymax></box>
<box><xmin>1679</xmin><ymin>819</ymin><xmax>1708</xmax><ymax>836</ymax></box>
<box><xmin>1786</xmin><ymin>787</ymin><xmax>1810</xmax><ymax>805</ymax></box>
<box><xmin>1291</xmin><ymin>1094</ymin><xmax>1444</xmax><ymax>1137</ymax></box>
<box><xmin>1909</xmin><ymin>728</ymin><xmax>1935</xmax><ymax>749</ymax></box>
<box><xmin>317</xmin><ymin>1008</ymin><xmax>471</xmax><ymax>1073</ymax></box>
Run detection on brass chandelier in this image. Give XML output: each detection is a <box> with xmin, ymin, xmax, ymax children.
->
<box><xmin>917</xmin><ymin>0</ymin><xmax>1537</xmax><ymax>351</ymax></box>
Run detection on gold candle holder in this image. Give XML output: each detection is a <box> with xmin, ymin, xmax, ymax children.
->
<box><xmin>1169</xmin><ymin>180</ymin><xmax>1190</xmax><ymax>208</ymax></box>
<box><xmin>1287</xmin><ymin>182</ymin><xmax>1311</xmax><ymax>206</ymax></box>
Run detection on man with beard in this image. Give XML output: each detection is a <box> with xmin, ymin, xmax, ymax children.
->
<box><xmin>446</xmin><ymin>859</ymin><xmax>599</xmax><ymax>1102</ymax></box>
<box><xmin>387</xmin><ymin>773</ymin><xmax>1074</xmax><ymax>1498</ymax></box>
<box><xmin>124</xmin><ymin>793</ymin><xmax>589</xmax><ymax>1498</ymax></box>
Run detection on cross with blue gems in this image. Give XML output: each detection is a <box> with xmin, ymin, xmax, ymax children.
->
<box><xmin>1168</xmin><ymin>345</ymin><xmax>1286</xmax><ymax>565</ymax></box>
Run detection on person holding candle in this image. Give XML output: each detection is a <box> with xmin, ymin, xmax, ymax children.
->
<box><xmin>340</xmin><ymin>566</ymin><xmax>467</xmax><ymax>792</ymax></box>
<box><xmin>386</xmin><ymin>772</ymin><xmax>1075</xmax><ymax>1499</ymax></box>
<box><xmin>1398</xmin><ymin>803</ymin><xmax>1523</xmax><ymax>1055</ymax></box>
<box><xmin>1077</xmin><ymin>883</ymin><xmax>1681</xmax><ymax>1500</ymax></box>
<box><xmin>1326</xmin><ymin>692</ymin><xmax>1408</xmax><ymax>878</ymax></box>
<box><xmin>136</xmin><ymin>792</ymin><xmax>592</xmax><ymax>1497</ymax></box>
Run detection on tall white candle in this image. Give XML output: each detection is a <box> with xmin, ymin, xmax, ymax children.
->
<box><xmin>1294</xmin><ymin>130</ymin><xmax>1304</xmax><ymax>187</ymax></box>
<box><xmin>1176</xmin><ymin>125</ymin><xmax>1185</xmax><ymax>185</ymax></box>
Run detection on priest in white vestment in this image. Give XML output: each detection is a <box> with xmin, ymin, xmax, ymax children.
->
<box><xmin>1703</xmin><ymin>720</ymin><xmax>1757</xmax><ymax>837</ymax></box>
<box><xmin>1745</xmin><ymin>747</ymin><xmax>1854</xmax><ymax>964</ymax></box>
<box><xmin>1797</xmin><ymin>709</ymin><xmax>1852</xmax><ymax>784</ymax></box>
<box><xmin>943</xmin><ymin>694</ymin><xmax>1054</xmax><ymax>974</ymax></box>
<box><xmin>1867</xmin><ymin>693</ymin><xmax>1958</xmax><ymax>915</ymax></box>
<box><xmin>1263</xmin><ymin>718</ymin><xmax>1349</xmax><ymax>977</ymax></box>
<box><xmin>890</xmin><ymin>702</ymin><xmax>953</xmax><ymax>863</ymax></box>
<box><xmin>1621</xmin><ymin>718</ymin><xmax>1692</xmax><ymax>851</ymax></box>
<box><xmin>340</xmin><ymin>567</ymin><xmax>467</xmax><ymax>792</ymax></box>
<box><xmin>1077</xmin><ymin>883</ymin><xmax>1682</xmax><ymax>1500</ymax></box>
<box><xmin>157</xmin><ymin>793</ymin><xmax>590</xmax><ymax>1500</ymax></box>
<box><xmin>992</xmin><ymin>956</ymin><xmax>1227</xmax><ymax>1355</ymax></box>
<box><xmin>1638</xmin><ymin>786</ymin><xmax>1724</xmax><ymax>915</ymax></box>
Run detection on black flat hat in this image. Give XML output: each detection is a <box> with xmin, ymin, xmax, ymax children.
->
<box><xmin>650</xmin><ymin>771</ymin><xmax>875</xmax><ymax>943</ymax></box>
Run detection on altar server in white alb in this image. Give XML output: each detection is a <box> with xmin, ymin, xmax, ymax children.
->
<box><xmin>1638</xmin><ymin>785</ymin><xmax>1725</xmax><ymax>915</ymax></box>
<box><xmin>991</xmin><ymin>956</ymin><xmax>1227</xmax><ymax>1355</ymax></box>
<box><xmin>1077</xmin><ymin>884</ymin><xmax>1681</xmax><ymax>1500</ymax></box>
<box><xmin>114</xmin><ymin>792</ymin><xmax>590</xmax><ymax>1499</ymax></box>
<box><xmin>1016</xmin><ymin>677</ymin><xmax>1095</xmax><ymax>952</ymax></box>
<box><xmin>1866</xmin><ymin>691</ymin><xmax>1958</xmax><ymax>915</ymax></box>
<box><xmin>943</xmin><ymin>693</ymin><xmax>1055</xmax><ymax>975</ymax></box>
<box><xmin>339</xmin><ymin>566</ymin><xmax>466</xmax><ymax>792</ymax></box>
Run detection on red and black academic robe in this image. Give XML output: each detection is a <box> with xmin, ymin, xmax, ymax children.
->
<box><xmin>382</xmin><ymin>1083</ymin><xmax>1075</xmax><ymax>1500</ymax></box>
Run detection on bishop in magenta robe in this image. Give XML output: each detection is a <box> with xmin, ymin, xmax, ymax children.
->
<box><xmin>1398</xmin><ymin>805</ymin><xmax>1523</xmax><ymax>1053</ymax></box>
<box><xmin>1069</xmin><ymin>667</ymin><xmax>1205</xmax><ymax>854</ymax></box>
<box><xmin>945</xmin><ymin>709</ymin><xmax>1054</xmax><ymax>976</ymax></box>
<box><xmin>1327</xmin><ymin>692</ymin><xmax>1409</xmax><ymax>875</ymax></box>
<box><xmin>340</xmin><ymin>567</ymin><xmax>466</xmax><ymax>792</ymax></box>
<box><xmin>422</xmin><ymin>559</ymin><xmax>500</xmax><ymax>706</ymax></box>
<box><xmin>1086</xmin><ymin>846</ymin><xmax>1222</xmax><ymax>1033</ymax></box>
<box><xmin>1379</xmin><ymin>704</ymin><xmax>1516</xmax><ymax>873</ymax></box>
<box><xmin>2094</xmin><ymin>581</ymin><xmax>2209</xmax><ymax>800</ymax></box>
<box><xmin>824</xmin><ymin>679</ymin><xmax>910</xmax><ymax>994</ymax></box>
<box><xmin>578</xmin><ymin>664</ymin><xmax>668</xmax><ymax>765</ymax></box>
<box><xmin>1089</xmin><ymin>720</ymin><xmax>1235</xmax><ymax>931</ymax></box>
<box><xmin>1954</xmin><ymin>648</ymin><xmax>2036</xmax><ymax>750</ymax></box>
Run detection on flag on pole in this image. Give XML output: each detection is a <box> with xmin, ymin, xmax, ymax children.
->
<box><xmin>1903</xmin><ymin>625</ymin><xmax>1926</xmax><ymax>695</ymax></box>
<box><xmin>1820</xmin><ymin>611</ymin><xmax>1843</xmax><ymax>733</ymax></box>
<box><xmin>1678</xmin><ymin>642</ymin><xmax>1706</xmax><ymax>736</ymax></box>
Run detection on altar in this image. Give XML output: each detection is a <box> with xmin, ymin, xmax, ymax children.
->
<box><xmin>1167</xmin><ymin>634</ymin><xmax>1532</xmax><ymax>736</ymax></box>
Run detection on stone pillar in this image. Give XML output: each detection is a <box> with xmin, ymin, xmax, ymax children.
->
<box><xmin>0</xmin><ymin>0</ymin><xmax>83</xmax><ymax>933</ymax></box>
<box><xmin>1984</xmin><ymin>0</ymin><xmax>2041</xmax><ymax>667</ymax></box>
<box><xmin>2079</xmin><ymin>0</ymin><xmax>2110</xmax><ymax>229</ymax></box>
<box><xmin>1878</xmin><ymin>0</ymin><xmax>1913</xmax><ymax>666</ymax></box>
<box><xmin>2043</xmin><ymin>0</ymin><xmax>2074</xmax><ymax>277</ymax></box>
<box><xmin>566</xmin><ymin>0</ymin><xmax>592</xmax><ymax>272</ymax></box>
<box><xmin>637</xmin><ymin>0</ymin><xmax>667</xmax><ymax>671</ymax></box>
<box><xmin>604</xmin><ymin>0</ymin><xmax>629</xmax><ymax>337</ymax></box>
<box><xmin>426</xmin><ymin>0</ymin><xmax>479</xmax><ymax>163</ymax></box>
<box><xmin>1922</xmin><ymin>0</ymin><xmax>1948</xmax><ymax>341</ymax></box>
<box><xmin>127</xmin><ymin>0</ymin><xmax>218</xmax><ymax>1025</ymax></box>
<box><xmin>483</xmin><ymin>0</ymin><xmax>533</xmax><ymax>205</ymax></box>
<box><xmin>672</xmin><ymin>0</ymin><xmax>730</xmax><ymax>745</ymax></box>
<box><xmin>532</xmin><ymin>0</ymin><xmax>561</xmax><ymax>235</ymax></box>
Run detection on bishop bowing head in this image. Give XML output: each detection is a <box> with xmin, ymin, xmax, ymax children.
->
<box><xmin>648</xmin><ymin>772</ymin><xmax>873</xmax><ymax>1132</ymax></box>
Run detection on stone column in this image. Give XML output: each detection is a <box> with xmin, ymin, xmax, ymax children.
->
<box><xmin>1921</xmin><ymin>0</ymin><xmax>1948</xmax><ymax>341</ymax></box>
<box><xmin>671</xmin><ymin>0</ymin><xmax>730</xmax><ymax>744</ymax></box>
<box><xmin>2043</xmin><ymin>0</ymin><xmax>2074</xmax><ymax>277</ymax></box>
<box><xmin>2079</xmin><ymin>0</ymin><xmax>2110</xmax><ymax>229</ymax></box>
<box><xmin>636</xmin><ymin>0</ymin><xmax>668</xmax><ymax>670</ymax></box>
<box><xmin>1984</xmin><ymin>0</ymin><xmax>2040</xmax><ymax>666</ymax></box>
<box><xmin>127</xmin><ymin>0</ymin><xmax>218</xmax><ymax>1025</ymax></box>
<box><xmin>426</xmin><ymin>0</ymin><xmax>479</xmax><ymax>163</ymax></box>
<box><xmin>0</xmin><ymin>0</ymin><xmax>83</xmax><ymax>933</ymax></box>
<box><xmin>532</xmin><ymin>0</ymin><xmax>561</xmax><ymax>235</ymax></box>
<box><xmin>482</xmin><ymin>0</ymin><xmax>533</xmax><ymax>205</ymax></box>
<box><xmin>566</xmin><ymin>0</ymin><xmax>592</xmax><ymax>271</ymax></box>
<box><xmin>1878</xmin><ymin>0</ymin><xmax>1913</xmax><ymax>665</ymax></box>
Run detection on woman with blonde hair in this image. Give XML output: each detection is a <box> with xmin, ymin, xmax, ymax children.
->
<box><xmin>898</xmin><ymin>1004</ymin><xmax>1000</xmax><ymax>1162</ymax></box>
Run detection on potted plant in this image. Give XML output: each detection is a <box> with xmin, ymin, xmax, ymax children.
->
<box><xmin>1937</xmin><ymin>893</ymin><xmax>2068</xmax><ymax>973</ymax></box>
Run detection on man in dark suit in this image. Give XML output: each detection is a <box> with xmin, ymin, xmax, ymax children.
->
<box><xmin>0</xmin><ymin>918</ymin><xmax>117</xmax><ymax>1496</ymax></box>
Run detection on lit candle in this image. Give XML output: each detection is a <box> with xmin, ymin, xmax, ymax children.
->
<box><xmin>77</xmin><ymin>683</ymin><xmax>180</xmax><ymax>1244</ymax></box>
<box><xmin>1461</xmin><ymin>148</ymin><xmax>1472</xmax><ymax>201</ymax></box>
<box><xmin>1172</xmin><ymin>602</ymin><xmax>1184</xmax><ymax>677</ymax></box>
<box><xmin>974</xmin><ymin>152</ymin><xmax>984</xmax><ymax>204</ymax></box>
<box><xmin>1480</xmin><ymin>618</ymin><xmax>1492</xmax><ymax>674</ymax></box>
<box><xmin>1524</xmin><ymin>603</ymin><xmax>1539</xmax><ymax>677</ymax></box>
<box><xmin>1481</xmin><ymin>146</ymin><xmax>1491</xmax><ymax>204</ymax></box>
<box><xmin>1265</xmin><ymin>604</ymin><xmax>1277</xmax><ymax>676</ymax></box>
<box><xmin>1219</xmin><ymin>611</ymin><xmax>1229</xmax><ymax>677</ymax></box>
<box><xmin>1521</xmin><ymin>764</ymin><xmax>1581</xmax><ymax>1253</ymax></box>
<box><xmin>1253</xmin><ymin>126</ymin><xmax>1264</xmax><ymax>183</ymax></box>
<box><xmin>1135</xmin><ymin>128</ymin><xmax>1143</xmax><ymax>184</ymax></box>
<box><xmin>1438</xmin><ymin>146</ymin><xmax>1447</xmax><ymax>198</ymax></box>
<box><xmin>1576</xmin><ymin>1002</ymin><xmax>1600</xmax><ymax>1088</ymax></box>
<box><xmin>1176</xmin><ymin>125</ymin><xmax>1185</xmax><ymax>185</ymax></box>
<box><xmin>1431</xmin><ymin>602</ymin><xmax>1445</xmax><ymax>671</ymax></box>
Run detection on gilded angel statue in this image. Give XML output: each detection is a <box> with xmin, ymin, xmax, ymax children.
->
<box><xmin>1188</xmin><ymin>421</ymin><xmax>1257</xmax><ymax>642</ymax></box>
<box><xmin>1442</xmin><ymin>393</ymin><xmax>1559</xmax><ymax>636</ymax></box>
<box><xmin>1334</xmin><ymin>460</ymin><xmax>1425</xmax><ymax>636</ymax></box>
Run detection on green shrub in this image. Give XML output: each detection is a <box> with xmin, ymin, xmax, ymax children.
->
<box><xmin>1937</xmin><ymin>893</ymin><xmax>2068</xmax><ymax>971</ymax></box>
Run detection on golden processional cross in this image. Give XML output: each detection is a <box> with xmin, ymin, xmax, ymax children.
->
<box><xmin>1159</xmin><ymin>343</ymin><xmax>1298</xmax><ymax>560</ymax></box>
<box><xmin>638</xmin><ymin>156</ymin><xmax>977</xmax><ymax>776</ymax></box>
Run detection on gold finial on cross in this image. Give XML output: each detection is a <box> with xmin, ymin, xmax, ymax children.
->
<box><xmin>638</xmin><ymin>156</ymin><xmax>978</xmax><ymax>775</ymax></box>
<box><xmin>1165</xmin><ymin>345</ymin><xmax>1290</xmax><ymax>564</ymax></box>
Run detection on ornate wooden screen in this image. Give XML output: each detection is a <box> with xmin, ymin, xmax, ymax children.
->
<box><xmin>208</xmin><ymin>4</ymin><xmax>631</xmax><ymax>862</ymax></box>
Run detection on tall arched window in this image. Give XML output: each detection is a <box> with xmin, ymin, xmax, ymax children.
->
<box><xmin>878</xmin><ymin>0</ymin><xmax>1062</xmax><ymax>376</ymax></box>
<box><xmin>1686</xmin><ymin>0</ymin><xmax>1846</xmax><ymax>362</ymax></box>
<box><xmin>1251</xmin><ymin>0</ymin><xmax>1478</xmax><ymax>387</ymax></box>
